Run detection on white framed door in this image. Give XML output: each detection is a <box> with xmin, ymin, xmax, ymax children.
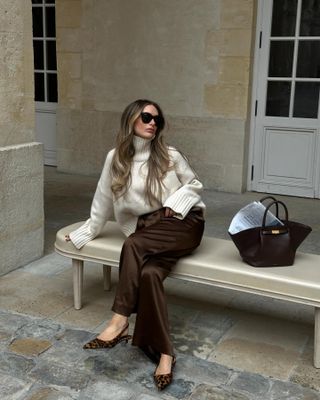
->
<box><xmin>32</xmin><ymin>0</ymin><xmax>58</xmax><ymax>166</ymax></box>
<box><xmin>248</xmin><ymin>0</ymin><xmax>320</xmax><ymax>198</ymax></box>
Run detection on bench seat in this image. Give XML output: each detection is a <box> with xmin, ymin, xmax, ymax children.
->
<box><xmin>55</xmin><ymin>221</ymin><xmax>320</xmax><ymax>368</ymax></box>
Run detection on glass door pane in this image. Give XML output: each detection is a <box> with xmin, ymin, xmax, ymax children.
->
<box><xmin>296</xmin><ymin>41</ymin><xmax>320</xmax><ymax>78</ymax></box>
<box><xmin>32</xmin><ymin>7</ymin><xmax>43</xmax><ymax>37</ymax></box>
<box><xmin>33</xmin><ymin>40</ymin><xmax>44</xmax><ymax>70</ymax></box>
<box><xmin>293</xmin><ymin>82</ymin><xmax>320</xmax><ymax>118</ymax></box>
<box><xmin>35</xmin><ymin>73</ymin><xmax>45</xmax><ymax>101</ymax></box>
<box><xmin>46</xmin><ymin>40</ymin><xmax>57</xmax><ymax>70</ymax></box>
<box><xmin>45</xmin><ymin>6</ymin><xmax>56</xmax><ymax>37</ymax></box>
<box><xmin>266</xmin><ymin>81</ymin><xmax>291</xmax><ymax>116</ymax></box>
<box><xmin>300</xmin><ymin>0</ymin><xmax>320</xmax><ymax>36</ymax></box>
<box><xmin>47</xmin><ymin>73</ymin><xmax>58</xmax><ymax>102</ymax></box>
<box><xmin>271</xmin><ymin>0</ymin><xmax>298</xmax><ymax>36</ymax></box>
<box><xmin>266</xmin><ymin>0</ymin><xmax>320</xmax><ymax>119</ymax></box>
<box><xmin>269</xmin><ymin>41</ymin><xmax>294</xmax><ymax>77</ymax></box>
<box><xmin>32</xmin><ymin>2</ymin><xmax>58</xmax><ymax>103</ymax></box>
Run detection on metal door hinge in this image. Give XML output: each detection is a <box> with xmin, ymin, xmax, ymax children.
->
<box><xmin>259</xmin><ymin>31</ymin><xmax>262</xmax><ymax>48</ymax></box>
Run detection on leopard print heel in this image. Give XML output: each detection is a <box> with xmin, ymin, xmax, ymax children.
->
<box><xmin>153</xmin><ymin>355</ymin><xmax>176</xmax><ymax>391</ymax></box>
<box><xmin>83</xmin><ymin>323</ymin><xmax>132</xmax><ymax>349</ymax></box>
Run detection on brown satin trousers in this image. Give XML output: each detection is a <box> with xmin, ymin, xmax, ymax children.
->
<box><xmin>111</xmin><ymin>207</ymin><xmax>205</xmax><ymax>357</ymax></box>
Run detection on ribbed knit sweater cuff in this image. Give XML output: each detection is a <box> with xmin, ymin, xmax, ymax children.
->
<box><xmin>69</xmin><ymin>221</ymin><xmax>96</xmax><ymax>249</ymax></box>
<box><xmin>163</xmin><ymin>191</ymin><xmax>200</xmax><ymax>219</ymax></box>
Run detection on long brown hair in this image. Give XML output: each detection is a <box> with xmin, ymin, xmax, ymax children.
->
<box><xmin>111</xmin><ymin>99</ymin><xmax>170</xmax><ymax>205</ymax></box>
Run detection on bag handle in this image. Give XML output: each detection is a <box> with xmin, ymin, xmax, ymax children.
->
<box><xmin>259</xmin><ymin>196</ymin><xmax>279</xmax><ymax>217</ymax></box>
<box><xmin>259</xmin><ymin>195</ymin><xmax>277</xmax><ymax>202</ymax></box>
<box><xmin>262</xmin><ymin>200</ymin><xmax>288</xmax><ymax>228</ymax></box>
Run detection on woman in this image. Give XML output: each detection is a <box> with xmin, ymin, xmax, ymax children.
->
<box><xmin>66</xmin><ymin>99</ymin><xmax>205</xmax><ymax>390</ymax></box>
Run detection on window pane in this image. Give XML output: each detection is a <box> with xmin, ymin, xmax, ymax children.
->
<box><xmin>33</xmin><ymin>40</ymin><xmax>44</xmax><ymax>70</ymax></box>
<box><xmin>266</xmin><ymin>81</ymin><xmax>291</xmax><ymax>117</ymax></box>
<box><xmin>300</xmin><ymin>0</ymin><xmax>320</xmax><ymax>36</ymax></box>
<box><xmin>32</xmin><ymin>0</ymin><xmax>43</xmax><ymax>3</ymax></box>
<box><xmin>35</xmin><ymin>73</ymin><xmax>45</xmax><ymax>101</ymax></box>
<box><xmin>293</xmin><ymin>82</ymin><xmax>320</xmax><ymax>118</ymax></box>
<box><xmin>32</xmin><ymin>7</ymin><xmax>43</xmax><ymax>37</ymax></box>
<box><xmin>45</xmin><ymin>0</ymin><xmax>55</xmax><ymax>3</ymax></box>
<box><xmin>47</xmin><ymin>73</ymin><xmax>58</xmax><ymax>102</ymax></box>
<box><xmin>271</xmin><ymin>0</ymin><xmax>297</xmax><ymax>36</ymax></box>
<box><xmin>269</xmin><ymin>41</ymin><xmax>294</xmax><ymax>77</ymax></box>
<box><xmin>296</xmin><ymin>41</ymin><xmax>320</xmax><ymax>78</ymax></box>
<box><xmin>46</xmin><ymin>6</ymin><xmax>56</xmax><ymax>37</ymax></box>
<box><xmin>46</xmin><ymin>40</ymin><xmax>57</xmax><ymax>70</ymax></box>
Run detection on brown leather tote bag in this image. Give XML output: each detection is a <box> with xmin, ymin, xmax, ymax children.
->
<box><xmin>229</xmin><ymin>200</ymin><xmax>312</xmax><ymax>267</ymax></box>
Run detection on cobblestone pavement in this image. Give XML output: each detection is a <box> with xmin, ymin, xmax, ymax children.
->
<box><xmin>1</xmin><ymin>167</ymin><xmax>320</xmax><ymax>399</ymax></box>
<box><xmin>1</xmin><ymin>309</ymin><xmax>320</xmax><ymax>400</ymax></box>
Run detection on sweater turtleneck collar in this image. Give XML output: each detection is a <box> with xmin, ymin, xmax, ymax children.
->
<box><xmin>133</xmin><ymin>135</ymin><xmax>153</xmax><ymax>162</ymax></box>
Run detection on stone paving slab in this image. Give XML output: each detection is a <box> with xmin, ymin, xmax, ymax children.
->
<box><xmin>210</xmin><ymin>313</ymin><xmax>312</xmax><ymax>380</ymax></box>
<box><xmin>0</xmin><ymin>372</ymin><xmax>33</xmax><ymax>400</ymax></box>
<box><xmin>0</xmin><ymin>309</ymin><xmax>320</xmax><ymax>400</ymax></box>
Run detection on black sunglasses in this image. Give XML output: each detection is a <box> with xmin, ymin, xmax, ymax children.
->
<box><xmin>140</xmin><ymin>112</ymin><xmax>164</xmax><ymax>127</ymax></box>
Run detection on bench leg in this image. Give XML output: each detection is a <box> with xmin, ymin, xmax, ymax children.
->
<box><xmin>72</xmin><ymin>259</ymin><xmax>84</xmax><ymax>310</ymax></box>
<box><xmin>103</xmin><ymin>265</ymin><xmax>111</xmax><ymax>291</ymax></box>
<box><xmin>315</xmin><ymin>307</ymin><xmax>320</xmax><ymax>368</ymax></box>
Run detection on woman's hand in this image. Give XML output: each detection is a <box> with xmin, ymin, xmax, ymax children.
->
<box><xmin>65</xmin><ymin>234</ymin><xmax>71</xmax><ymax>242</ymax></box>
<box><xmin>164</xmin><ymin>207</ymin><xmax>175</xmax><ymax>217</ymax></box>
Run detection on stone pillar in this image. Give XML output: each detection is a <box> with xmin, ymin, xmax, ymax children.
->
<box><xmin>0</xmin><ymin>0</ymin><xmax>44</xmax><ymax>275</ymax></box>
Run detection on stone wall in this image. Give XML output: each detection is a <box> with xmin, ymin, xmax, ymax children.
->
<box><xmin>56</xmin><ymin>0</ymin><xmax>255</xmax><ymax>192</ymax></box>
<box><xmin>0</xmin><ymin>0</ymin><xmax>44</xmax><ymax>275</ymax></box>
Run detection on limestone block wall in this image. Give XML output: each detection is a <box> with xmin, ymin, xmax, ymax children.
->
<box><xmin>56</xmin><ymin>0</ymin><xmax>255</xmax><ymax>192</ymax></box>
<box><xmin>0</xmin><ymin>0</ymin><xmax>35</xmax><ymax>147</ymax></box>
<box><xmin>0</xmin><ymin>0</ymin><xmax>44</xmax><ymax>275</ymax></box>
<box><xmin>0</xmin><ymin>144</ymin><xmax>43</xmax><ymax>275</ymax></box>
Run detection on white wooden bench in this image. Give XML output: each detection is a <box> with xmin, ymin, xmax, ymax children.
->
<box><xmin>55</xmin><ymin>221</ymin><xmax>320</xmax><ymax>368</ymax></box>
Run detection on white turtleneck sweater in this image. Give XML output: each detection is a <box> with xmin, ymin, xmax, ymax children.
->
<box><xmin>69</xmin><ymin>135</ymin><xmax>206</xmax><ymax>249</ymax></box>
